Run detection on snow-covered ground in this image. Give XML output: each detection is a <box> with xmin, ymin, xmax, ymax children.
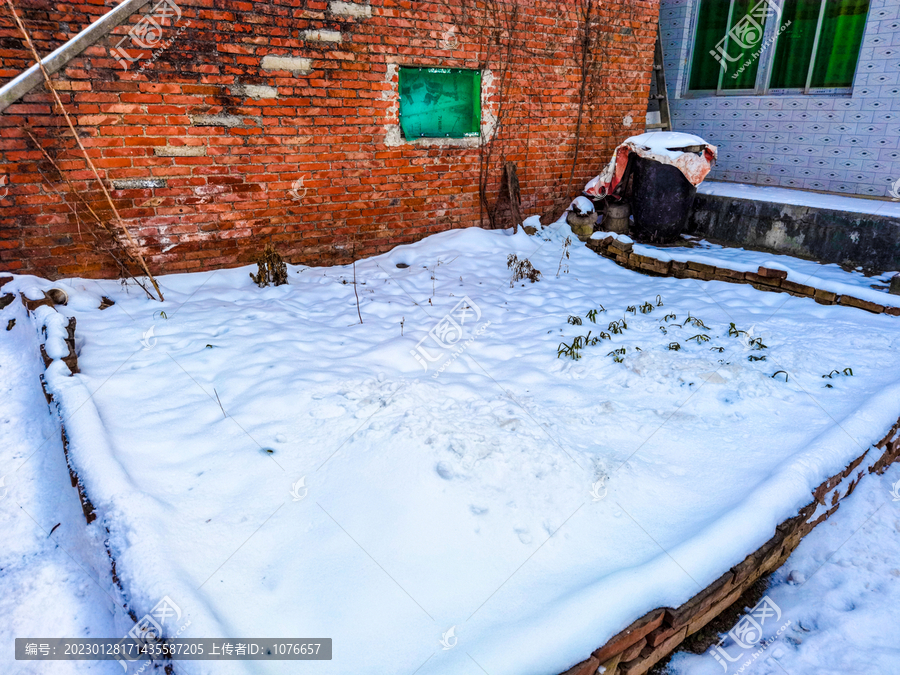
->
<box><xmin>667</xmin><ymin>462</ymin><xmax>900</xmax><ymax>675</ymax></box>
<box><xmin>0</xmin><ymin>294</ymin><xmax>121</xmax><ymax>675</ymax></box>
<box><xmin>3</xmin><ymin>216</ymin><xmax>900</xmax><ymax>675</ymax></box>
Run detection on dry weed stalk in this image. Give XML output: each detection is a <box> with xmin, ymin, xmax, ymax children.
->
<box><xmin>6</xmin><ymin>0</ymin><xmax>163</xmax><ymax>300</ymax></box>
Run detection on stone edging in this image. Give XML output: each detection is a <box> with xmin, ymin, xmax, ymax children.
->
<box><xmin>12</xmin><ymin>283</ymin><xmax>150</xmax><ymax>633</ymax></box>
<box><xmin>560</xmin><ymin>419</ymin><xmax>900</xmax><ymax>675</ymax></box>
<box><xmin>586</xmin><ymin>236</ymin><xmax>900</xmax><ymax>317</ymax></box>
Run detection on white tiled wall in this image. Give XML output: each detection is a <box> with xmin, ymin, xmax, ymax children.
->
<box><xmin>659</xmin><ymin>0</ymin><xmax>900</xmax><ymax>197</ymax></box>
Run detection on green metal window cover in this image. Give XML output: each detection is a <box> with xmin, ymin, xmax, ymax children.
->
<box><xmin>398</xmin><ymin>67</ymin><xmax>481</xmax><ymax>140</ymax></box>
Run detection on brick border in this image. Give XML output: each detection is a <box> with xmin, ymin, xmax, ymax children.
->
<box><xmin>11</xmin><ymin>282</ymin><xmax>154</xmax><ymax>637</ymax></box>
<box><xmin>586</xmin><ymin>236</ymin><xmax>900</xmax><ymax>317</ymax></box>
<box><xmin>560</xmin><ymin>418</ymin><xmax>900</xmax><ymax>675</ymax></box>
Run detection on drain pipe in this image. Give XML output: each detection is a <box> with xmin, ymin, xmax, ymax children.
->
<box><xmin>0</xmin><ymin>0</ymin><xmax>150</xmax><ymax>113</ymax></box>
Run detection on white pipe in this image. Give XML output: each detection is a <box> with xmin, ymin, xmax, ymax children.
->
<box><xmin>0</xmin><ymin>0</ymin><xmax>150</xmax><ymax>113</ymax></box>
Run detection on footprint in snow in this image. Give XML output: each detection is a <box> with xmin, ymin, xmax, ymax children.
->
<box><xmin>515</xmin><ymin>527</ymin><xmax>532</xmax><ymax>544</ymax></box>
<box><xmin>436</xmin><ymin>462</ymin><xmax>454</xmax><ymax>480</ymax></box>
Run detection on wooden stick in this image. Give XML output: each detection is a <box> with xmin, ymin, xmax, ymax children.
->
<box><xmin>5</xmin><ymin>0</ymin><xmax>164</xmax><ymax>301</ymax></box>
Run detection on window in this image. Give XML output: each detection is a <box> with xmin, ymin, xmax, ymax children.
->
<box><xmin>398</xmin><ymin>67</ymin><xmax>481</xmax><ymax>140</ymax></box>
<box><xmin>687</xmin><ymin>0</ymin><xmax>869</xmax><ymax>95</ymax></box>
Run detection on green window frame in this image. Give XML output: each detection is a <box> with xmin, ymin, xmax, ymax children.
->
<box><xmin>686</xmin><ymin>0</ymin><xmax>870</xmax><ymax>96</ymax></box>
<box><xmin>398</xmin><ymin>67</ymin><xmax>481</xmax><ymax>140</ymax></box>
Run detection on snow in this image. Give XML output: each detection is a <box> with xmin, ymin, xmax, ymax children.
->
<box><xmin>630</xmin><ymin>238</ymin><xmax>900</xmax><ymax>309</ymax></box>
<box><xmin>698</xmin><ymin>181</ymin><xmax>900</xmax><ymax>219</ymax></box>
<box><xmin>571</xmin><ymin>196</ymin><xmax>595</xmax><ymax>215</ymax></box>
<box><xmin>622</xmin><ymin>132</ymin><xmax>711</xmax><ymax>160</ymax></box>
<box><xmin>4</xmin><ymin>215</ymin><xmax>900</xmax><ymax>675</ymax></box>
<box><xmin>0</xmin><ymin>296</ymin><xmax>121</xmax><ymax>675</ymax></box>
<box><xmin>667</xmin><ymin>462</ymin><xmax>900</xmax><ymax>675</ymax></box>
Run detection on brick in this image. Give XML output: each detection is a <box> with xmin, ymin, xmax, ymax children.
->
<box><xmin>191</xmin><ymin>114</ymin><xmax>248</xmax><ymax>128</ymax></box>
<box><xmin>592</xmin><ymin>608</ymin><xmax>665</xmax><ymax>664</ymax></box>
<box><xmin>154</xmin><ymin>146</ymin><xmax>207</xmax><ymax>157</ymax></box>
<box><xmin>620</xmin><ymin>637</ymin><xmax>646</xmax><ymax>662</ymax></box>
<box><xmin>814</xmin><ymin>288</ymin><xmax>838</xmax><ymax>304</ymax></box>
<box><xmin>261</xmin><ymin>55</ymin><xmax>313</xmax><ymax>73</ymax></box>
<box><xmin>0</xmin><ymin>0</ymin><xmax>658</xmax><ymax>280</ymax></box>
<box><xmin>112</xmin><ymin>178</ymin><xmax>167</xmax><ymax>189</ymax></box>
<box><xmin>781</xmin><ymin>280</ymin><xmax>816</xmax><ymax>296</ymax></box>
<box><xmin>619</xmin><ymin>626</ymin><xmax>687</xmax><ymax>675</ymax></box>
<box><xmin>560</xmin><ymin>656</ymin><xmax>599</xmax><ymax>675</ymax></box>
<box><xmin>330</xmin><ymin>0</ymin><xmax>372</xmax><ymax>17</ymax></box>
<box><xmin>757</xmin><ymin>266</ymin><xmax>788</xmax><ymax>280</ymax></box>
<box><xmin>685</xmin><ymin>586</ymin><xmax>743</xmax><ymax>637</ymax></box>
<box><xmin>838</xmin><ymin>295</ymin><xmax>885</xmax><ymax>314</ymax></box>
<box><xmin>302</xmin><ymin>29</ymin><xmax>342</xmax><ymax>43</ymax></box>
<box><xmin>713</xmin><ymin>267</ymin><xmax>744</xmax><ymax>281</ymax></box>
<box><xmin>230</xmin><ymin>84</ymin><xmax>279</xmax><ymax>99</ymax></box>
<box><xmin>665</xmin><ymin>570</ymin><xmax>735</xmax><ymax>629</ymax></box>
<box><xmin>609</xmin><ymin>239</ymin><xmax>633</xmax><ymax>254</ymax></box>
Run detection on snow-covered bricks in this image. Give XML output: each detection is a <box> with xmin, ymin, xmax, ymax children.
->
<box><xmin>587</xmin><ymin>236</ymin><xmax>900</xmax><ymax>317</ymax></box>
<box><xmin>564</xmin><ymin>419</ymin><xmax>900</xmax><ymax>675</ymax></box>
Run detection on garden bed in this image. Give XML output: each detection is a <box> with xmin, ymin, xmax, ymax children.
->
<box><xmin>9</xmin><ymin>216</ymin><xmax>900</xmax><ymax>675</ymax></box>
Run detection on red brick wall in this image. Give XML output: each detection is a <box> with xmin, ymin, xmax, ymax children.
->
<box><xmin>0</xmin><ymin>0</ymin><xmax>658</xmax><ymax>279</ymax></box>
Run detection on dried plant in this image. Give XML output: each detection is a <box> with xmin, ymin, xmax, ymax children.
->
<box><xmin>250</xmin><ymin>244</ymin><xmax>288</xmax><ymax>287</ymax></box>
<box><xmin>507</xmin><ymin>254</ymin><xmax>541</xmax><ymax>286</ymax></box>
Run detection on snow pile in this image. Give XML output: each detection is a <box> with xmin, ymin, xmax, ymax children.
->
<box><xmin>9</xmin><ymin>218</ymin><xmax>900</xmax><ymax>675</ymax></box>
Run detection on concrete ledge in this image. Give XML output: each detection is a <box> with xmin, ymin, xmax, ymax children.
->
<box><xmin>687</xmin><ymin>192</ymin><xmax>900</xmax><ymax>270</ymax></box>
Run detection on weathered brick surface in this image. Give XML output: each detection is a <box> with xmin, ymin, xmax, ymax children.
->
<box><xmin>838</xmin><ymin>295</ymin><xmax>885</xmax><ymax>314</ymax></box>
<box><xmin>592</xmin><ymin>608</ymin><xmax>664</xmax><ymax>664</ymax></box>
<box><xmin>0</xmin><ymin>0</ymin><xmax>659</xmax><ymax>278</ymax></box>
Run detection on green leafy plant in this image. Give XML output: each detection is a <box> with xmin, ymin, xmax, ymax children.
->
<box><xmin>772</xmin><ymin>370</ymin><xmax>789</xmax><ymax>382</ymax></box>
<box><xmin>626</xmin><ymin>305</ymin><xmax>636</xmax><ymax>315</ymax></box>
<box><xmin>568</xmin><ymin>315</ymin><xmax>583</xmax><ymax>326</ymax></box>
<box><xmin>687</xmin><ymin>334</ymin><xmax>710</xmax><ymax>344</ymax></box>
<box><xmin>639</xmin><ymin>302</ymin><xmax>654</xmax><ymax>314</ymax></box>
<box><xmin>663</xmin><ymin>313</ymin><xmax>677</xmax><ymax>322</ymax></box>
<box><xmin>748</xmin><ymin>355</ymin><xmax>766</xmax><ymax>362</ymax></box>
<box><xmin>668</xmin><ymin>342</ymin><xmax>681</xmax><ymax>351</ymax></box>
<box><xmin>656</xmin><ymin>295</ymin><xmax>664</xmax><ymax>307</ymax></box>
<box><xmin>154</xmin><ymin>310</ymin><xmax>168</xmax><ymax>319</ymax></box>
<box><xmin>823</xmin><ymin>368</ymin><xmax>853</xmax><ymax>379</ymax></box>
<box><xmin>607</xmin><ymin>347</ymin><xmax>626</xmax><ymax>363</ymax></box>
<box><xmin>710</xmin><ymin>346</ymin><xmax>725</xmax><ymax>353</ymax></box>
<box><xmin>749</xmin><ymin>337</ymin><xmax>767</xmax><ymax>350</ymax></box>
<box><xmin>585</xmin><ymin>309</ymin><xmax>598</xmax><ymax>323</ymax></box>
<box><xmin>684</xmin><ymin>314</ymin><xmax>709</xmax><ymax>329</ymax></box>
<box><xmin>608</xmin><ymin>320</ymin><xmax>625</xmax><ymax>335</ymax></box>
<box><xmin>728</xmin><ymin>323</ymin><xmax>748</xmax><ymax>338</ymax></box>
<box><xmin>598</xmin><ymin>331</ymin><xmax>611</xmax><ymax>340</ymax></box>
<box><xmin>557</xmin><ymin>332</ymin><xmax>601</xmax><ymax>360</ymax></box>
